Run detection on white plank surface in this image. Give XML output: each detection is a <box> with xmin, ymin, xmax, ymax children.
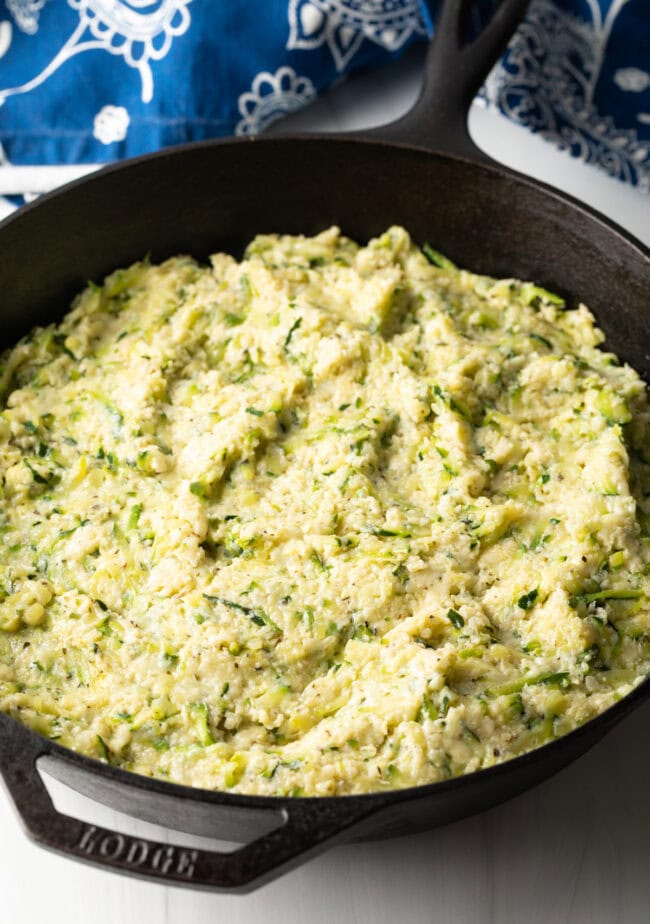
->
<box><xmin>0</xmin><ymin>46</ymin><xmax>649</xmax><ymax>924</ymax></box>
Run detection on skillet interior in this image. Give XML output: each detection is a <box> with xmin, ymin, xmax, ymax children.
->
<box><xmin>0</xmin><ymin>135</ymin><xmax>649</xmax><ymax>884</ymax></box>
<box><xmin>2</xmin><ymin>137</ymin><xmax>648</xmax><ymax>374</ymax></box>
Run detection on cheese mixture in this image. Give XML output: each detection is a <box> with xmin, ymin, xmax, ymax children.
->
<box><xmin>0</xmin><ymin>226</ymin><xmax>649</xmax><ymax>796</ymax></box>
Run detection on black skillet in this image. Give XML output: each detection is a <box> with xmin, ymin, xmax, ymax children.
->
<box><xmin>0</xmin><ymin>0</ymin><xmax>648</xmax><ymax>894</ymax></box>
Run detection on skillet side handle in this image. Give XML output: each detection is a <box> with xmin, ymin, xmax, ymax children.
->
<box><xmin>0</xmin><ymin>718</ymin><xmax>381</xmax><ymax>893</ymax></box>
<box><xmin>361</xmin><ymin>0</ymin><xmax>530</xmax><ymax>163</ymax></box>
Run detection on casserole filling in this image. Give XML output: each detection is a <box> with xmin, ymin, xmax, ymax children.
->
<box><xmin>0</xmin><ymin>226</ymin><xmax>648</xmax><ymax>795</ymax></box>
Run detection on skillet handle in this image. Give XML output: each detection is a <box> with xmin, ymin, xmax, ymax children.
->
<box><xmin>361</xmin><ymin>0</ymin><xmax>530</xmax><ymax>163</ymax></box>
<box><xmin>0</xmin><ymin>718</ymin><xmax>380</xmax><ymax>892</ymax></box>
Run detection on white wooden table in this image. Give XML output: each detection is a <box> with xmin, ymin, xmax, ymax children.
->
<box><xmin>1</xmin><ymin>46</ymin><xmax>649</xmax><ymax>924</ymax></box>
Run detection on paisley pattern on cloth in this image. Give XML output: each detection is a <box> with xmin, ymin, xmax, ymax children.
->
<box><xmin>482</xmin><ymin>0</ymin><xmax>650</xmax><ymax>190</ymax></box>
<box><xmin>0</xmin><ymin>0</ymin><xmax>647</xmax><ymax>190</ymax></box>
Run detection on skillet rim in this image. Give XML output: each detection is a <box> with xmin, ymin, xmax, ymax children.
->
<box><xmin>0</xmin><ymin>132</ymin><xmax>647</xmax><ymax>260</ymax></box>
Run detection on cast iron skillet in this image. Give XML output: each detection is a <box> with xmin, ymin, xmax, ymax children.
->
<box><xmin>0</xmin><ymin>0</ymin><xmax>648</xmax><ymax>894</ymax></box>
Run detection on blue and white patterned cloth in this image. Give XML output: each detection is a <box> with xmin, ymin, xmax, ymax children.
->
<box><xmin>0</xmin><ymin>1</ymin><xmax>648</xmax><ymax>190</ymax></box>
